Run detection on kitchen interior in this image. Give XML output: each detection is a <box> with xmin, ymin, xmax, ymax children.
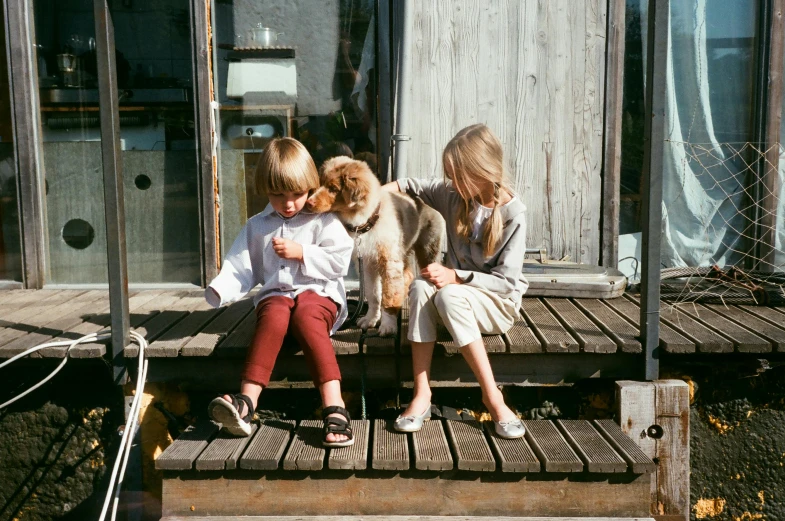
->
<box><xmin>34</xmin><ymin>0</ymin><xmax>201</xmax><ymax>285</ymax></box>
<box><xmin>214</xmin><ymin>0</ymin><xmax>377</xmax><ymax>257</ymax></box>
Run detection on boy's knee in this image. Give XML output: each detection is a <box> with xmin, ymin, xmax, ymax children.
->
<box><xmin>290</xmin><ymin>304</ymin><xmax>329</xmax><ymax>330</ymax></box>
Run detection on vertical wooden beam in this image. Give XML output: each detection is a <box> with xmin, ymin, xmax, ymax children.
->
<box><xmin>600</xmin><ymin>0</ymin><xmax>626</xmax><ymax>268</ymax></box>
<box><xmin>377</xmin><ymin>0</ymin><xmax>393</xmax><ymax>184</ymax></box>
<box><xmin>617</xmin><ymin>379</ymin><xmax>690</xmax><ymax>521</ymax></box>
<box><xmin>640</xmin><ymin>0</ymin><xmax>668</xmax><ymax>381</ymax></box>
<box><xmin>5</xmin><ymin>0</ymin><xmax>45</xmax><ymax>288</ymax></box>
<box><xmin>757</xmin><ymin>0</ymin><xmax>784</xmax><ymax>271</ymax></box>
<box><xmin>94</xmin><ymin>0</ymin><xmax>129</xmax><ymax>384</ymax></box>
<box><xmin>191</xmin><ymin>0</ymin><xmax>218</xmax><ymax>283</ymax></box>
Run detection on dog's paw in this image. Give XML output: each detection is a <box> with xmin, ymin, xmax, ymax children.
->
<box><xmin>378</xmin><ymin>322</ymin><xmax>397</xmax><ymax>337</ymax></box>
<box><xmin>356</xmin><ymin>314</ymin><xmax>381</xmax><ymax>331</ymax></box>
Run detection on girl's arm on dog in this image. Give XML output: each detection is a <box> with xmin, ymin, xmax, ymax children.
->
<box><xmin>394</xmin><ymin>177</ymin><xmax>447</xmax><ymax>214</ymax></box>
<box><xmin>205</xmin><ymin>222</ymin><xmax>257</xmax><ymax>307</ymax></box>
<box><xmin>381</xmin><ymin>181</ymin><xmax>400</xmax><ymax>192</ymax></box>
<box><xmin>301</xmin><ymin>214</ymin><xmax>354</xmax><ymax>280</ymax></box>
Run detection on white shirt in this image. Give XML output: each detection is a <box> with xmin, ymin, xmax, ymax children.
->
<box><xmin>470</xmin><ymin>197</ymin><xmax>518</xmax><ymax>240</ymax></box>
<box><xmin>205</xmin><ymin>204</ymin><xmax>354</xmax><ymax>334</ymax></box>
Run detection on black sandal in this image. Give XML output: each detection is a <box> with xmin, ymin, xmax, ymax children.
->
<box><xmin>208</xmin><ymin>393</ymin><xmax>254</xmax><ymax>437</ymax></box>
<box><xmin>322</xmin><ymin>405</ymin><xmax>354</xmax><ymax>448</ymax></box>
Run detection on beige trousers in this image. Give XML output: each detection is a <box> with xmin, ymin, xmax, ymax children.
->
<box><xmin>407</xmin><ymin>279</ymin><xmax>519</xmax><ymax>347</ymax></box>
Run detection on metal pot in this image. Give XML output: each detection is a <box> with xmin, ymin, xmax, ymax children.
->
<box><xmin>249</xmin><ymin>24</ymin><xmax>283</xmax><ymax>46</ymax></box>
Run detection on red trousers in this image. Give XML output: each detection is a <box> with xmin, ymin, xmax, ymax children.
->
<box><xmin>241</xmin><ymin>290</ymin><xmax>341</xmax><ymax>387</ymax></box>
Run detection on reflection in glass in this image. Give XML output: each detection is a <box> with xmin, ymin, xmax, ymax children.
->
<box><xmin>0</xmin><ymin>7</ymin><xmax>23</xmax><ymax>282</ymax></box>
<box><xmin>34</xmin><ymin>0</ymin><xmax>200</xmax><ymax>284</ymax></box>
<box><xmin>214</xmin><ymin>0</ymin><xmax>378</xmax><ymax>257</ymax></box>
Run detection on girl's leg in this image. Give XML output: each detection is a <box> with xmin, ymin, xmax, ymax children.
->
<box><xmin>288</xmin><ymin>291</ymin><xmax>347</xmax><ymax>443</ymax></box>
<box><xmin>433</xmin><ymin>284</ymin><xmax>518</xmax><ymax>422</ymax></box>
<box><xmin>223</xmin><ymin>296</ymin><xmax>294</xmax><ymax>418</ymax></box>
<box><xmin>459</xmin><ymin>338</ymin><xmax>517</xmax><ymax>422</ymax></box>
<box><xmin>399</xmin><ymin>279</ymin><xmax>439</xmax><ymax>417</ymax></box>
<box><xmin>400</xmin><ymin>340</ymin><xmax>435</xmax><ymax>417</ymax></box>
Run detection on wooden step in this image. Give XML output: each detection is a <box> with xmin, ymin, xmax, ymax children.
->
<box><xmin>156</xmin><ymin>418</ymin><xmax>656</xmax><ymax>475</ymax></box>
<box><xmin>162</xmin><ymin>517</ymin><xmax>658</xmax><ymax>521</ymax></box>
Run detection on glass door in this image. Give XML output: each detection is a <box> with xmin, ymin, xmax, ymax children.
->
<box><xmin>0</xmin><ymin>6</ymin><xmax>23</xmax><ymax>284</ymax></box>
<box><xmin>33</xmin><ymin>0</ymin><xmax>201</xmax><ymax>285</ymax></box>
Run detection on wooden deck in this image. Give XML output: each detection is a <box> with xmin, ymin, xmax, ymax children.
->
<box><xmin>1</xmin><ymin>289</ymin><xmax>784</xmax><ymax>385</ymax></box>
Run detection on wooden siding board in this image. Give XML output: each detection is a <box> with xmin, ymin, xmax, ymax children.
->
<box><xmin>282</xmin><ymin>420</ymin><xmax>326</xmax><ymax>471</ymax></box>
<box><xmin>412</xmin><ymin>420</ymin><xmax>453</xmax><ymax>471</ymax></box>
<box><xmin>444</xmin><ymin>420</ymin><xmax>496</xmax><ymax>471</ymax></box>
<box><xmin>573</xmin><ymin>298</ymin><xmax>641</xmax><ymax>353</ymax></box>
<box><xmin>522</xmin><ymin>420</ymin><xmax>583</xmax><ymax>473</ymax></box>
<box><xmin>520</xmin><ymin>299</ymin><xmax>580</xmax><ymax>353</ymax></box>
<box><xmin>544</xmin><ymin>298</ymin><xmax>617</xmax><ymax>353</ymax></box>
<box><xmin>372</xmin><ymin>419</ymin><xmax>410</xmax><ymax>471</ymax></box>
<box><xmin>484</xmin><ymin>421</ymin><xmax>541</xmax><ymax>472</ymax></box>
<box><xmin>239</xmin><ymin>420</ymin><xmax>296</xmax><ymax>471</ymax></box>
<box><xmin>328</xmin><ymin>420</ymin><xmax>370</xmax><ymax>470</ymax></box>
<box><xmin>557</xmin><ymin>419</ymin><xmax>627</xmax><ymax>473</ymax></box>
<box><xmin>155</xmin><ymin>421</ymin><xmax>219</xmax><ymax>470</ymax></box>
<box><xmin>604</xmin><ymin>297</ymin><xmax>695</xmax><ymax>353</ymax></box>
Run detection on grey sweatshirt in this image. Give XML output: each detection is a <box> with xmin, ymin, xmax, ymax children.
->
<box><xmin>397</xmin><ymin>177</ymin><xmax>529</xmax><ymax>307</ymax></box>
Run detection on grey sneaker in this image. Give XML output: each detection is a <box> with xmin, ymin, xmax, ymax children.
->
<box><xmin>494</xmin><ymin>418</ymin><xmax>525</xmax><ymax>439</ymax></box>
<box><xmin>393</xmin><ymin>404</ymin><xmax>432</xmax><ymax>432</ymax></box>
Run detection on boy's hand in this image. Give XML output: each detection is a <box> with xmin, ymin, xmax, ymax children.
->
<box><xmin>421</xmin><ymin>263</ymin><xmax>459</xmax><ymax>289</ymax></box>
<box><xmin>272</xmin><ymin>237</ymin><xmax>303</xmax><ymax>261</ymax></box>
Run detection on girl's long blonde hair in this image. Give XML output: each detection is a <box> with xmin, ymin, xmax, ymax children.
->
<box><xmin>442</xmin><ymin>124</ymin><xmax>511</xmax><ymax>258</ymax></box>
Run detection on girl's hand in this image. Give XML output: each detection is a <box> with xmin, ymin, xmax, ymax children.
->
<box><xmin>421</xmin><ymin>263</ymin><xmax>459</xmax><ymax>289</ymax></box>
<box><xmin>272</xmin><ymin>237</ymin><xmax>303</xmax><ymax>261</ymax></box>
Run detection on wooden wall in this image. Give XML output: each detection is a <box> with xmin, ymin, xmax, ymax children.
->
<box><xmin>406</xmin><ymin>0</ymin><xmax>608</xmax><ymax>264</ymax></box>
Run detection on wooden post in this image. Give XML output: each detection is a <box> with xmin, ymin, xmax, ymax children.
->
<box><xmin>617</xmin><ymin>379</ymin><xmax>690</xmax><ymax>521</ymax></box>
<box><xmin>601</xmin><ymin>0</ymin><xmax>626</xmax><ymax>268</ymax></box>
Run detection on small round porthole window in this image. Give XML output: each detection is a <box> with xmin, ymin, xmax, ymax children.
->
<box><xmin>135</xmin><ymin>174</ymin><xmax>152</xmax><ymax>190</ymax></box>
<box><xmin>62</xmin><ymin>219</ymin><xmax>95</xmax><ymax>250</ymax></box>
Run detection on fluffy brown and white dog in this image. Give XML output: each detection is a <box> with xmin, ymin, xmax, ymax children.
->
<box><xmin>307</xmin><ymin>156</ymin><xmax>444</xmax><ymax>336</ymax></box>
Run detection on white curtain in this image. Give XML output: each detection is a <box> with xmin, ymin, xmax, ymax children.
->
<box><xmin>640</xmin><ymin>0</ymin><xmax>785</xmax><ymax>270</ymax></box>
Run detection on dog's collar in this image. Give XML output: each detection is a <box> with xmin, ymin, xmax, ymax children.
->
<box><xmin>345</xmin><ymin>202</ymin><xmax>381</xmax><ymax>235</ymax></box>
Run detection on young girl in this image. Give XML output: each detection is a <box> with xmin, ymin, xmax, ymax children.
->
<box><xmin>205</xmin><ymin>137</ymin><xmax>355</xmax><ymax>446</ymax></box>
<box><xmin>385</xmin><ymin>124</ymin><xmax>528</xmax><ymax>439</ymax></box>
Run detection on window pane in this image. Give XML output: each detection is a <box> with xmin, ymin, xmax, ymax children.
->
<box><xmin>214</xmin><ymin>0</ymin><xmax>378</xmax><ymax>258</ymax></box>
<box><xmin>620</xmin><ymin>0</ymin><xmax>760</xmax><ymax>270</ymax></box>
<box><xmin>0</xmin><ymin>7</ymin><xmax>23</xmax><ymax>282</ymax></box>
<box><xmin>35</xmin><ymin>0</ymin><xmax>201</xmax><ymax>284</ymax></box>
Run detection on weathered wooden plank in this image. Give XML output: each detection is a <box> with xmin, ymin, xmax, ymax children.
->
<box><xmin>654</xmin><ymin>302</ymin><xmax>734</xmax><ymax>353</ymax></box>
<box><xmin>544</xmin><ymin>298</ymin><xmax>617</xmax><ymax>353</ymax></box>
<box><xmin>147</xmin><ymin>307</ymin><xmax>222</xmax><ymax>357</ymax></box>
<box><xmin>195</xmin><ymin>424</ymin><xmax>258</xmax><ymax>471</ymax></box>
<box><xmin>557</xmin><ymin>419</ymin><xmax>627</xmax><ymax>473</ymax></box>
<box><xmin>239</xmin><ymin>419</ymin><xmax>296</xmax><ymax>470</ymax></box>
<box><xmin>161</xmin><ymin>472</ymin><xmax>653</xmax><ymax>518</ymax></box>
<box><xmin>372</xmin><ymin>418</ymin><xmax>409</xmax><ymax>471</ymax></box>
<box><xmin>214</xmin><ymin>311</ymin><xmax>257</xmax><ymax>358</ymax></box>
<box><xmin>160</xmin><ymin>517</ymin><xmax>657</xmax><ymax>521</ymax></box>
<box><xmin>156</xmin><ymin>421</ymin><xmax>219</xmax><ymax>470</ymax></box>
<box><xmin>68</xmin><ymin>290</ymin><xmax>166</xmax><ymax>358</ymax></box>
<box><xmin>522</xmin><ymin>420</ymin><xmax>582</xmax><ymax>473</ymax></box>
<box><xmin>483</xmin><ymin>421</ymin><xmax>540</xmax><ymax>472</ymax></box>
<box><xmin>282</xmin><ymin>420</ymin><xmax>325</xmax><ymax>471</ymax></box>
<box><xmin>328</xmin><ymin>420</ymin><xmax>370</xmax><ymax>470</ymax></box>
<box><xmin>444</xmin><ymin>420</ymin><xmax>496</xmax><ymax>472</ymax></box>
<box><xmin>573</xmin><ymin>298</ymin><xmax>641</xmax><ymax>353</ymax></box>
<box><xmin>593</xmin><ymin>419</ymin><xmax>656</xmax><ymax>474</ymax></box>
<box><xmin>604</xmin><ymin>298</ymin><xmax>695</xmax><ymax>353</ymax></box>
<box><xmin>0</xmin><ymin>291</ymin><xmax>109</xmax><ymax>358</ymax></box>
<box><xmin>503</xmin><ymin>316</ymin><xmax>544</xmax><ymax>353</ymax></box>
<box><xmin>0</xmin><ymin>290</ymin><xmax>89</xmax><ymax>346</ymax></box>
<box><xmin>520</xmin><ymin>299</ymin><xmax>580</xmax><ymax>353</ymax></box>
<box><xmin>361</xmin><ymin>332</ymin><xmax>397</xmax><ymax>355</ymax></box>
<box><xmin>682</xmin><ymin>303</ymin><xmax>772</xmax><ymax>353</ymax></box>
<box><xmin>412</xmin><ymin>420</ymin><xmax>453</xmax><ymax>471</ymax></box>
<box><xmin>135</xmin><ymin>297</ymin><xmax>215</xmax><ymax>357</ymax></box>
<box><xmin>441</xmin><ymin>330</ymin><xmax>506</xmax><ymax>354</ymax></box>
<box><xmin>734</xmin><ymin>305</ymin><xmax>785</xmax><ymax>351</ymax></box>
<box><xmin>655</xmin><ymin>380</ymin><xmax>690</xmax><ymax>519</ymax></box>
<box><xmin>239</xmin><ymin>420</ymin><xmax>295</xmax><ymax>470</ymax></box>
<box><xmin>181</xmin><ymin>299</ymin><xmax>254</xmax><ymax>356</ymax></box>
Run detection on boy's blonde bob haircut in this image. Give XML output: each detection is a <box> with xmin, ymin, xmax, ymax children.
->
<box><xmin>256</xmin><ymin>138</ymin><xmax>319</xmax><ymax>195</ymax></box>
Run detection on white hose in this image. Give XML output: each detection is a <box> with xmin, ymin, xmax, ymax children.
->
<box><xmin>0</xmin><ymin>328</ymin><xmax>149</xmax><ymax>521</ymax></box>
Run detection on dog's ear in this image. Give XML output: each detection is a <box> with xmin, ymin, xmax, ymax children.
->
<box><xmin>341</xmin><ymin>174</ymin><xmax>368</xmax><ymax>208</ymax></box>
